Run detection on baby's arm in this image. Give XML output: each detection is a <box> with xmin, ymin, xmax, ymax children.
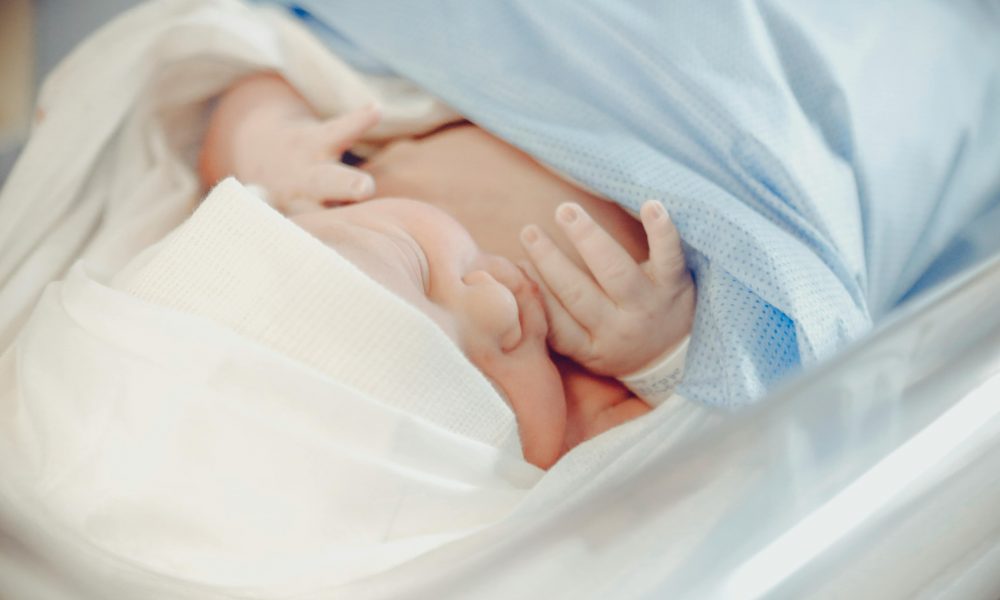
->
<box><xmin>199</xmin><ymin>73</ymin><xmax>380</xmax><ymax>213</ymax></box>
<box><xmin>519</xmin><ymin>201</ymin><xmax>695</xmax><ymax>401</ymax></box>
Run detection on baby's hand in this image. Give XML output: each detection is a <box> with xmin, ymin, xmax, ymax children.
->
<box><xmin>519</xmin><ymin>201</ymin><xmax>695</xmax><ymax>378</ymax></box>
<box><xmin>232</xmin><ymin>104</ymin><xmax>381</xmax><ymax>214</ymax></box>
<box><xmin>200</xmin><ymin>74</ymin><xmax>381</xmax><ymax>214</ymax></box>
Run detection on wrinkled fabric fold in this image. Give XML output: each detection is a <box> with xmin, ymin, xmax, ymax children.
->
<box><xmin>2</xmin><ymin>256</ymin><xmax>537</xmax><ymax>590</ymax></box>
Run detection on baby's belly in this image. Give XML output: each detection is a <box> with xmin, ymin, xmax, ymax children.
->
<box><xmin>361</xmin><ymin>124</ymin><xmax>648</xmax><ymax>269</ymax></box>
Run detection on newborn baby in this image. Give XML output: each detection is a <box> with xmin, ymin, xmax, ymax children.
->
<box><xmin>200</xmin><ymin>74</ymin><xmax>696</xmax><ymax>468</ymax></box>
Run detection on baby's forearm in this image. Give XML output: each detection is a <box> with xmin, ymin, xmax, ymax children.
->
<box><xmin>198</xmin><ymin>73</ymin><xmax>317</xmax><ymax>187</ymax></box>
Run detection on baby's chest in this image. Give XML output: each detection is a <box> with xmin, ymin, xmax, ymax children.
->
<box><xmin>363</xmin><ymin>125</ymin><xmax>648</xmax><ymax>267</ymax></box>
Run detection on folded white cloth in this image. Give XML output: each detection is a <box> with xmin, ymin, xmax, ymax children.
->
<box><xmin>116</xmin><ymin>178</ymin><xmax>521</xmax><ymax>453</ymax></box>
<box><xmin>0</xmin><ymin>179</ymin><xmax>538</xmax><ymax>591</ymax></box>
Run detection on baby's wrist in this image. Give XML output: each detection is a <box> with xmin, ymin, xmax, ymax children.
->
<box><xmin>200</xmin><ymin>74</ymin><xmax>317</xmax><ymax>187</ymax></box>
<box><xmin>616</xmin><ymin>335</ymin><xmax>690</xmax><ymax>406</ymax></box>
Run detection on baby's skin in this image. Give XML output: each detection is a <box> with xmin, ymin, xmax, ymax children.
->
<box><xmin>200</xmin><ymin>74</ymin><xmax>696</xmax><ymax>468</ymax></box>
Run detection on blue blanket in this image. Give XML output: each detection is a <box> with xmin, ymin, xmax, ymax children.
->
<box><xmin>266</xmin><ymin>0</ymin><xmax>1000</xmax><ymax>406</ymax></box>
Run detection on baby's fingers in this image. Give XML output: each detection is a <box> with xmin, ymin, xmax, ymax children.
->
<box><xmin>520</xmin><ymin>224</ymin><xmax>610</xmax><ymax>331</ymax></box>
<box><xmin>293</xmin><ymin>163</ymin><xmax>375</xmax><ymax>211</ymax></box>
<box><xmin>555</xmin><ymin>203</ymin><xmax>649</xmax><ymax>306</ymax></box>
<box><xmin>319</xmin><ymin>104</ymin><xmax>381</xmax><ymax>155</ymax></box>
<box><xmin>640</xmin><ymin>200</ymin><xmax>686</xmax><ymax>284</ymax></box>
<box><xmin>519</xmin><ymin>260</ymin><xmax>591</xmax><ymax>359</ymax></box>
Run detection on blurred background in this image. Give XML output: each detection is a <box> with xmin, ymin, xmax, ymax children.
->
<box><xmin>0</xmin><ymin>0</ymin><xmax>141</xmax><ymax>184</ymax></box>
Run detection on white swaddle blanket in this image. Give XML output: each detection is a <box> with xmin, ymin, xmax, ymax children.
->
<box><xmin>2</xmin><ymin>178</ymin><xmax>537</xmax><ymax>590</ymax></box>
<box><xmin>0</xmin><ymin>0</ymin><xmax>717</xmax><ymax>596</ymax></box>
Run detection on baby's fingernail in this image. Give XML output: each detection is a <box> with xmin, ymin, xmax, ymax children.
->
<box><xmin>500</xmin><ymin>321</ymin><xmax>523</xmax><ymax>352</ymax></box>
<box><xmin>353</xmin><ymin>176</ymin><xmax>375</xmax><ymax>196</ymax></box>
<box><xmin>646</xmin><ymin>200</ymin><xmax>667</xmax><ymax>220</ymax></box>
<box><xmin>557</xmin><ymin>203</ymin><xmax>579</xmax><ymax>224</ymax></box>
<box><xmin>521</xmin><ymin>225</ymin><xmax>540</xmax><ymax>245</ymax></box>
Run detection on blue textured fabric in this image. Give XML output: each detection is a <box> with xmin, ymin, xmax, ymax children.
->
<box><xmin>261</xmin><ymin>0</ymin><xmax>1000</xmax><ymax>406</ymax></box>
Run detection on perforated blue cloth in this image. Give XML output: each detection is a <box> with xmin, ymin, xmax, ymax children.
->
<box><xmin>264</xmin><ymin>0</ymin><xmax>1000</xmax><ymax>406</ymax></box>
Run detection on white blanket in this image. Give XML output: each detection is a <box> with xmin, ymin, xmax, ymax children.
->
<box><xmin>0</xmin><ymin>0</ymin><xmax>717</xmax><ymax>596</ymax></box>
<box><xmin>3</xmin><ymin>177</ymin><xmax>539</xmax><ymax>590</ymax></box>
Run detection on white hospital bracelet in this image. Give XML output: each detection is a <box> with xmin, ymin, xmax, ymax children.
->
<box><xmin>617</xmin><ymin>336</ymin><xmax>689</xmax><ymax>407</ymax></box>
